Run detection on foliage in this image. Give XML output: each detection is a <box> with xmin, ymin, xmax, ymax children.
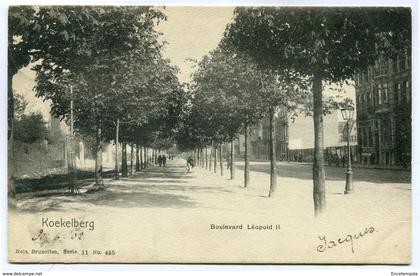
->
<box><xmin>14</xmin><ymin>112</ymin><xmax>47</xmax><ymax>144</ymax></box>
<box><xmin>13</xmin><ymin>93</ymin><xmax>27</xmax><ymax>120</ymax></box>
<box><xmin>176</xmin><ymin>46</ymin><xmax>311</xmax><ymax>150</ymax></box>
<box><xmin>29</xmin><ymin>6</ymin><xmax>180</xmax><ymax>149</ymax></box>
<box><xmin>223</xmin><ymin>7</ymin><xmax>411</xmax><ymax>80</ymax></box>
<box><xmin>8</xmin><ymin>6</ymin><xmax>36</xmax><ymax>76</ymax></box>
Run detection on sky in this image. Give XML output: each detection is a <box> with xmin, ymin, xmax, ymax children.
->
<box><xmin>156</xmin><ymin>7</ymin><xmax>235</xmax><ymax>83</ymax></box>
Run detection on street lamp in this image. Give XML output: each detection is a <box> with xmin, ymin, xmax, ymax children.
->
<box><xmin>341</xmin><ymin>106</ymin><xmax>355</xmax><ymax>194</ymax></box>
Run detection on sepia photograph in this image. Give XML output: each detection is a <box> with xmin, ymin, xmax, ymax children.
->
<box><xmin>6</xmin><ymin>4</ymin><xmax>413</xmax><ymax>265</ymax></box>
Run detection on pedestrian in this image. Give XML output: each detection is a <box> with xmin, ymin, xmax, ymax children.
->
<box><xmin>162</xmin><ymin>155</ymin><xmax>167</xmax><ymax>167</ymax></box>
<box><xmin>186</xmin><ymin>156</ymin><xmax>194</xmax><ymax>173</ymax></box>
<box><xmin>335</xmin><ymin>155</ymin><xmax>340</xmax><ymax>167</ymax></box>
<box><xmin>158</xmin><ymin>155</ymin><xmax>162</xmax><ymax>167</ymax></box>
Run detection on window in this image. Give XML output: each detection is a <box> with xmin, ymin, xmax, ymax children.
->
<box><xmin>378</xmin><ymin>84</ymin><xmax>382</xmax><ymax>104</ymax></box>
<box><xmin>368</xmin><ymin>89</ymin><xmax>373</xmax><ymax>106</ymax></box>
<box><xmin>407</xmin><ymin>51</ymin><xmax>411</xmax><ymax>68</ymax></box>
<box><xmin>363</xmin><ymin>128</ymin><xmax>368</xmax><ymax>147</ymax></box>
<box><xmin>381</xmin><ymin>117</ymin><xmax>391</xmax><ymax>143</ymax></box>
<box><xmin>392</xmin><ymin>58</ymin><xmax>398</xmax><ymax>73</ymax></box>
<box><xmin>368</xmin><ymin>127</ymin><xmax>373</xmax><ymax>147</ymax></box>
<box><xmin>374</xmin><ymin>60</ymin><xmax>379</xmax><ymax>76</ymax></box>
<box><xmin>399</xmin><ymin>54</ymin><xmax>405</xmax><ymax>71</ymax></box>
<box><xmin>405</xmin><ymin>80</ymin><xmax>410</xmax><ymax>103</ymax></box>
<box><xmin>381</xmin><ymin>58</ymin><xmax>388</xmax><ymax>75</ymax></box>
<box><xmin>383</xmin><ymin>83</ymin><xmax>388</xmax><ymax>103</ymax></box>
<box><xmin>396</xmin><ymin>82</ymin><xmax>401</xmax><ymax>103</ymax></box>
<box><xmin>373</xmin><ymin>88</ymin><xmax>377</xmax><ymax>106</ymax></box>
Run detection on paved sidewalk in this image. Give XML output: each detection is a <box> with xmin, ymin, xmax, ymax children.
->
<box><xmin>10</xmin><ymin>157</ymin><xmax>411</xmax><ymax>263</ymax></box>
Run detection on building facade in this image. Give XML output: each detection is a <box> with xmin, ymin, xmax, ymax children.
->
<box><xmin>237</xmin><ymin>108</ymin><xmax>289</xmax><ymax>160</ymax></box>
<box><xmin>288</xmin><ymin>110</ymin><xmax>358</xmax><ymax>164</ymax></box>
<box><xmin>237</xmin><ymin>107</ymin><xmax>360</xmax><ymax>164</ymax></box>
<box><xmin>354</xmin><ymin>49</ymin><xmax>411</xmax><ymax>166</ymax></box>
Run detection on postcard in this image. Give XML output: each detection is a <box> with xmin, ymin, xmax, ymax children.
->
<box><xmin>8</xmin><ymin>6</ymin><xmax>411</xmax><ymax>263</ymax></box>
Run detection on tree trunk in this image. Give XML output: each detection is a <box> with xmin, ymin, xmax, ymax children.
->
<box><xmin>209</xmin><ymin>145</ymin><xmax>213</xmax><ymax>171</ymax></box>
<box><xmin>268</xmin><ymin>109</ymin><xmax>277</xmax><ymax>198</ymax></box>
<box><xmin>205</xmin><ymin>147</ymin><xmax>208</xmax><ymax>170</ymax></box>
<box><xmin>68</xmin><ymin>136</ymin><xmax>77</xmax><ymax>193</ymax></box>
<box><xmin>135</xmin><ymin>145</ymin><xmax>140</xmax><ymax>172</ymax></box>
<box><xmin>130</xmin><ymin>144</ymin><xmax>134</xmax><ymax>175</ymax></box>
<box><xmin>115</xmin><ymin>119</ymin><xmax>120</xmax><ymax>179</ymax></box>
<box><xmin>95</xmin><ymin>125</ymin><xmax>103</xmax><ymax>186</ymax></box>
<box><xmin>213</xmin><ymin>144</ymin><xmax>217</xmax><ymax>173</ymax></box>
<box><xmin>312</xmin><ymin>74</ymin><xmax>326</xmax><ymax>216</ymax></box>
<box><xmin>199</xmin><ymin>148</ymin><xmax>202</xmax><ymax>168</ymax></box>
<box><xmin>230</xmin><ymin>140</ymin><xmax>235</xmax><ymax>180</ymax></box>
<box><xmin>219</xmin><ymin>144</ymin><xmax>224</xmax><ymax>176</ymax></box>
<box><xmin>8</xmin><ymin>68</ymin><xmax>16</xmax><ymax>205</ymax></box>
<box><xmin>122</xmin><ymin>142</ymin><xmax>128</xmax><ymax>177</ymax></box>
<box><xmin>149</xmin><ymin>148</ymin><xmax>152</xmax><ymax>166</ymax></box>
<box><xmin>244</xmin><ymin>124</ymin><xmax>250</xmax><ymax>188</ymax></box>
<box><xmin>140</xmin><ymin>146</ymin><xmax>143</xmax><ymax>170</ymax></box>
<box><xmin>154</xmin><ymin>149</ymin><xmax>157</xmax><ymax>165</ymax></box>
<box><xmin>144</xmin><ymin>147</ymin><xmax>148</xmax><ymax>168</ymax></box>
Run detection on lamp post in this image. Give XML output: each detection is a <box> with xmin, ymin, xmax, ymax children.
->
<box><xmin>341</xmin><ymin>107</ymin><xmax>354</xmax><ymax>194</ymax></box>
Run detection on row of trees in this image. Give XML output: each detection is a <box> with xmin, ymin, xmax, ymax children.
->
<box><xmin>176</xmin><ymin>47</ymin><xmax>310</xmax><ymax>198</ymax></box>
<box><xmin>177</xmin><ymin>7</ymin><xmax>411</xmax><ymax>216</ymax></box>
<box><xmin>9</xmin><ymin>6</ymin><xmax>185</xmax><ymax>199</ymax></box>
<box><xmin>9</xmin><ymin>6</ymin><xmax>411</xmax><ymax>216</ymax></box>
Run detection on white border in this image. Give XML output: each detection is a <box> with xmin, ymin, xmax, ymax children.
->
<box><xmin>1</xmin><ymin>1</ymin><xmax>419</xmax><ymax>275</ymax></box>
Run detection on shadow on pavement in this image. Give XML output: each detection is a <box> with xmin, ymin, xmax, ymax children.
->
<box><xmin>15</xmin><ymin>161</ymin><xmax>216</xmax><ymax>213</ymax></box>
<box><xmin>237</xmin><ymin>162</ymin><xmax>411</xmax><ymax>184</ymax></box>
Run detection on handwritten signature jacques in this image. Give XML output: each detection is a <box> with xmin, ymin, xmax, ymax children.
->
<box><xmin>316</xmin><ymin>226</ymin><xmax>376</xmax><ymax>253</ymax></box>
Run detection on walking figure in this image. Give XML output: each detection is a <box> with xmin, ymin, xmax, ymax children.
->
<box><xmin>186</xmin><ymin>156</ymin><xmax>194</xmax><ymax>173</ymax></box>
<box><xmin>158</xmin><ymin>155</ymin><xmax>162</xmax><ymax>167</ymax></box>
<box><xmin>162</xmin><ymin>155</ymin><xmax>167</xmax><ymax>167</ymax></box>
<box><xmin>341</xmin><ymin>155</ymin><xmax>346</xmax><ymax>167</ymax></box>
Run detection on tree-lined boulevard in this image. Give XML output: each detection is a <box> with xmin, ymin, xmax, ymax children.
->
<box><xmin>9</xmin><ymin>6</ymin><xmax>411</xmax><ymax>218</ymax></box>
